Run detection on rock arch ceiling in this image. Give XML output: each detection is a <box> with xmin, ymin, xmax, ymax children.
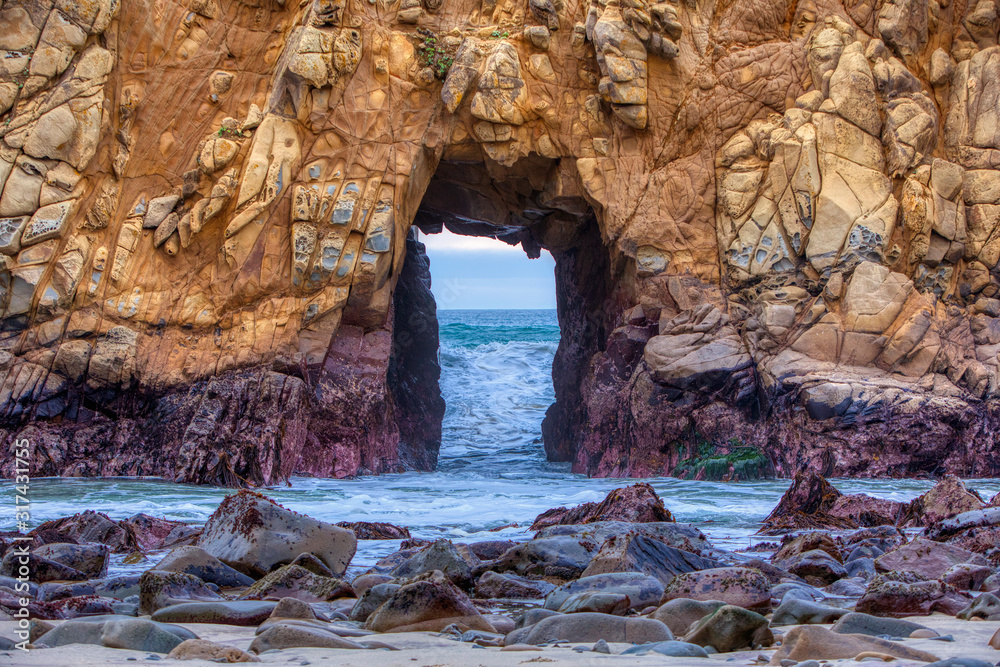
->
<box><xmin>1</xmin><ymin>0</ymin><xmax>1000</xmax><ymax>485</ymax></box>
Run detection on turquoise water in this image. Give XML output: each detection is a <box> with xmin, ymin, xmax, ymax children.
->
<box><xmin>3</xmin><ymin>309</ymin><xmax>999</xmax><ymax>575</ymax></box>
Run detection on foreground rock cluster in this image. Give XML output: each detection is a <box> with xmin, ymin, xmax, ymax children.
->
<box><xmin>2</xmin><ymin>0</ymin><xmax>1000</xmax><ymax>484</ymax></box>
<box><xmin>1</xmin><ymin>482</ymin><xmax>1000</xmax><ymax>665</ymax></box>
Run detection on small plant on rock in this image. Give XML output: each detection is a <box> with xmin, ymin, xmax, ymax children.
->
<box><xmin>416</xmin><ymin>28</ymin><xmax>456</xmax><ymax>81</ymax></box>
<box><xmin>217</xmin><ymin>126</ymin><xmax>242</xmax><ymax>139</ymax></box>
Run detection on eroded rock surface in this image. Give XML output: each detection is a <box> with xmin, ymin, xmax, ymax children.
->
<box><xmin>1</xmin><ymin>0</ymin><xmax>999</xmax><ymax>483</ymax></box>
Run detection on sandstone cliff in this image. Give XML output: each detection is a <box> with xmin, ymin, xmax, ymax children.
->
<box><xmin>0</xmin><ymin>0</ymin><xmax>998</xmax><ymax>484</ymax></box>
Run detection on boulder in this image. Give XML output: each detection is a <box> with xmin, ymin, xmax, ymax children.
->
<box><xmin>941</xmin><ymin>563</ymin><xmax>994</xmax><ymax>590</ymax></box>
<box><xmin>991</xmin><ymin>627</ymin><xmax>1000</xmax><ymax>650</ymax></box>
<box><xmin>268</xmin><ymin>597</ymin><xmax>318</xmax><ymax>620</ymax></box>
<box><xmin>29</xmin><ymin>511</ymin><xmax>197</xmax><ymax>554</ymax></box>
<box><xmin>544</xmin><ymin>573</ymin><xmax>665</xmax><ymax>613</ymax></box>
<box><xmin>36</xmin><ymin>576</ymin><xmax>142</xmax><ymax>603</ymax></box>
<box><xmin>349</xmin><ymin>582</ymin><xmax>401</xmax><ymax>622</ymax></box>
<box><xmin>744</xmin><ymin>558</ymin><xmax>806</xmax><ymax>585</ymax></box>
<box><xmin>842</xmin><ymin>525</ymin><xmax>908</xmax><ymax>552</ymax></box>
<box><xmin>772</xmin><ymin>582</ymin><xmax>825</xmax><ymax>602</ymax></box>
<box><xmin>769</xmin><ymin>625</ymin><xmax>939</xmax><ymax>664</ymax></box>
<box><xmin>683</xmin><ymin>605</ymin><xmax>773</xmax><ymax>652</ymax></box>
<box><xmin>652</xmin><ymin>598</ymin><xmax>726</xmax><ymax>636</ymax></box>
<box><xmin>0</xmin><ymin>589</ymin><xmax>119</xmax><ymax>620</ymax></box>
<box><xmin>845</xmin><ymin>557</ymin><xmax>876</xmax><ymax>580</ymax></box>
<box><xmin>336</xmin><ymin>521</ymin><xmax>411</xmax><ymax>539</ymax></box>
<box><xmin>875</xmin><ymin>537</ymin><xmax>987</xmax><ymax>579</ymax></box>
<box><xmin>774</xmin><ymin>549</ymin><xmax>846</xmax><ymax>585</ymax></box>
<box><xmin>33</xmin><ymin>543</ymin><xmax>110</xmax><ymax>579</ymax></box>
<box><xmin>0</xmin><ymin>575</ymin><xmax>36</xmax><ymax>598</ymax></box>
<box><xmin>474</xmin><ymin>571</ymin><xmax>556</xmax><ymax>599</ymax></box>
<box><xmin>926</xmin><ymin>507</ymin><xmax>1000</xmax><ymax>540</ymax></box>
<box><xmin>365</xmin><ymin>570</ymin><xmax>495</xmax><ymax>633</ymax></box>
<box><xmin>621</xmin><ymin>640</ymin><xmax>709</xmax><ymax>657</ymax></box>
<box><xmin>530</xmin><ymin>484</ymin><xmax>673</xmax><ymax>530</ymax></box>
<box><xmin>856</xmin><ymin>576</ymin><xmax>970</xmax><ymax>617</ymax></box>
<box><xmin>35</xmin><ymin>615</ymin><xmax>197</xmax><ymax>653</ymax></box>
<box><xmin>912</xmin><ymin>475</ymin><xmax>984</xmax><ymax>526</ymax></box>
<box><xmin>31</xmin><ymin>511</ymin><xmax>132</xmax><ymax>551</ymax></box>
<box><xmin>760</xmin><ymin>471</ymin><xmax>906</xmax><ymax>533</ymax></box>
<box><xmin>771</xmin><ymin>598</ymin><xmax>849</xmax><ymax>625</ymax></box>
<box><xmin>249</xmin><ymin>621</ymin><xmax>367</xmax><ymax>653</ymax></box>
<box><xmin>505</xmin><ymin>612</ymin><xmax>674</xmax><ymax>645</ymax></box>
<box><xmin>139</xmin><ymin>570</ymin><xmax>222</xmax><ymax>615</ymax></box>
<box><xmin>515</xmin><ymin>608</ymin><xmax>562</xmax><ymax>631</ymax></box>
<box><xmin>238</xmin><ymin>564</ymin><xmax>354</xmax><ymax>602</ymax></box>
<box><xmin>832</xmin><ymin>612</ymin><xmax>933</xmax><ymax>638</ymax></box>
<box><xmin>825</xmin><ymin>577</ymin><xmax>867</xmax><ymax>597</ymax></box>
<box><xmin>0</xmin><ymin>550</ymin><xmax>87</xmax><ymax>583</ymax></box>
<box><xmin>351</xmin><ymin>573</ymin><xmax>393</xmax><ymax>597</ymax></box>
<box><xmin>761</xmin><ymin>472</ymin><xmax>849</xmax><ymax>532</ymax></box>
<box><xmin>152</xmin><ymin>546</ymin><xmax>254</xmax><ymax>588</ymax></box>
<box><xmin>536</xmin><ymin>521</ymin><xmax>711</xmax><ymax>555</ymax></box>
<box><xmin>483</xmin><ymin>614</ymin><xmax>515</xmax><ymax>635</ymax></box>
<box><xmin>581</xmin><ymin>533</ymin><xmax>721</xmax><ymax>583</ymax></box>
<box><xmin>166</xmin><ymin>638</ymin><xmax>259</xmax><ymax>662</ymax></box>
<box><xmin>956</xmin><ymin>592</ymin><xmax>1000</xmax><ymax>620</ymax></box>
<box><xmin>467</xmin><ymin>540</ymin><xmax>518</xmax><ymax>561</ymax></box>
<box><xmin>121</xmin><ymin>514</ymin><xmax>201</xmax><ymax>551</ymax></box>
<box><xmin>660</xmin><ymin>567</ymin><xmax>771</xmax><ymax>610</ymax></box>
<box><xmin>289</xmin><ymin>553</ymin><xmax>335</xmax><ymax>577</ymax></box>
<box><xmin>846</xmin><ymin>544</ymin><xmax>884</xmax><ymax>561</ymax></box>
<box><xmin>198</xmin><ymin>490</ymin><xmax>356</xmax><ymax>578</ymax></box>
<box><xmin>486</xmin><ymin>536</ymin><xmax>598</xmax><ymax>581</ymax></box>
<box><xmin>557</xmin><ymin>591</ymin><xmax>630</xmax><ymax>614</ymax></box>
<box><xmin>389</xmin><ymin>539</ymin><xmax>474</xmax><ymax>588</ymax></box>
<box><xmin>773</xmin><ymin>531</ymin><xmax>842</xmax><ymax>563</ymax></box>
<box><xmin>945</xmin><ymin>526</ymin><xmax>1000</xmax><ymax>560</ymax></box>
<box><xmin>365</xmin><ymin>546</ymin><xmax>422</xmax><ymax>574</ymax></box>
<box><xmin>827</xmin><ymin>493</ymin><xmax>910</xmax><ymax>529</ymax></box>
<box><xmin>151</xmin><ymin>600</ymin><xmax>277</xmax><ymax>625</ymax></box>
<box><xmin>28</xmin><ymin>619</ymin><xmax>54</xmax><ymax>642</ymax></box>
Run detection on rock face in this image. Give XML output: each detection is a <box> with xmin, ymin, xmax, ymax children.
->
<box><xmin>2</xmin><ymin>0</ymin><xmax>1000</xmax><ymax>483</ymax></box>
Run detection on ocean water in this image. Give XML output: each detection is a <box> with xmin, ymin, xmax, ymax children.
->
<box><xmin>4</xmin><ymin>309</ymin><xmax>1000</xmax><ymax>575</ymax></box>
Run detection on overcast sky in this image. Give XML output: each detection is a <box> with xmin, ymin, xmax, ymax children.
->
<box><xmin>419</xmin><ymin>229</ymin><xmax>556</xmax><ymax>310</ymax></box>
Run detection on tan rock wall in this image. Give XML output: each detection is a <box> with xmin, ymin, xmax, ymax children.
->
<box><xmin>0</xmin><ymin>0</ymin><xmax>998</xmax><ymax>481</ymax></box>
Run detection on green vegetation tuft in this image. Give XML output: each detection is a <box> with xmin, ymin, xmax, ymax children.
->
<box><xmin>416</xmin><ymin>28</ymin><xmax>455</xmax><ymax>80</ymax></box>
<box><xmin>673</xmin><ymin>441</ymin><xmax>772</xmax><ymax>481</ymax></box>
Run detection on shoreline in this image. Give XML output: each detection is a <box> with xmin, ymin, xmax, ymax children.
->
<box><xmin>3</xmin><ymin>614</ymin><xmax>999</xmax><ymax>666</ymax></box>
<box><xmin>2</xmin><ymin>477</ymin><xmax>999</xmax><ymax>665</ymax></box>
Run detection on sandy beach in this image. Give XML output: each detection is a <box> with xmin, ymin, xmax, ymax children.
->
<box><xmin>1</xmin><ymin>615</ymin><xmax>998</xmax><ymax>666</ymax></box>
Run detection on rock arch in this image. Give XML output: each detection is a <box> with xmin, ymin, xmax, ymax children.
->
<box><xmin>0</xmin><ymin>0</ymin><xmax>999</xmax><ymax>484</ymax></box>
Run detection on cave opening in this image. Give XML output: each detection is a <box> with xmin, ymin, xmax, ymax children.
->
<box><xmin>387</xmin><ymin>156</ymin><xmax>617</xmax><ymax>475</ymax></box>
